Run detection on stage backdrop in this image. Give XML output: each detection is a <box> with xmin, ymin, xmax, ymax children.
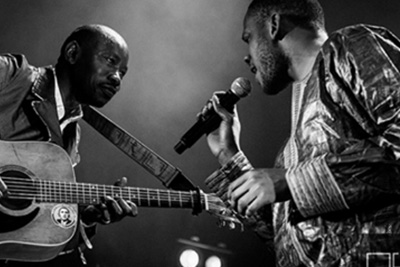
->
<box><xmin>0</xmin><ymin>1</ymin><xmax>399</xmax><ymax>266</ymax></box>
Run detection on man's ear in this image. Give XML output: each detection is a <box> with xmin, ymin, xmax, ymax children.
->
<box><xmin>269</xmin><ymin>13</ymin><xmax>289</xmax><ymax>41</ymax></box>
<box><xmin>64</xmin><ymin>41</ymin><xmax>81</xmax><ymax>64</ymax></box>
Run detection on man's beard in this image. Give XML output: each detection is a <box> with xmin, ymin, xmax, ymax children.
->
<box><xmin>257</xmin><ymin>44</ymin><xmax>292</xmax><ymax>95</ymax></box>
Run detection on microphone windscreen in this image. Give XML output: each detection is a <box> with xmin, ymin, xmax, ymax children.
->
<box><xmin>230</xmin><ymin>77</ymin><xmax>252</xmax><ymax>98</ymax></box>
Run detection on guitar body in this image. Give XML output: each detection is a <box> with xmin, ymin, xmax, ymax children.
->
<box><xmin>0</xmin><ymin>140</ymin><xmax>242</xmax><ymax>261</ymax></box>
<box><xmin>0</xmin><ymin>141</ymin><xmax>78</xmax><ymax>262</ymax></box>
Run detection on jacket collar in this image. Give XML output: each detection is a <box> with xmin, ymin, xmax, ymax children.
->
<box><xmin>30</xmin><ymin>66</ymin><xmax>82</xmax><ymax>147</ymax></box>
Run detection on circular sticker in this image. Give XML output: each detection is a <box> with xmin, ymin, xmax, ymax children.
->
<box><xmin>51</xmin><ymin>205</ymin><xmax>77</xmax><ymax>229</ymax></box>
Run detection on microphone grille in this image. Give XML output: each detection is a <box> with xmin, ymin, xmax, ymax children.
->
<box><xmin>230</xmin><ymin>77</ymin><xmax>252</xmax><ymax>98</ymax></box>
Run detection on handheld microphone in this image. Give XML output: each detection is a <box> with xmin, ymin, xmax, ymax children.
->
<box><xmin>174</xmin><ymin>77</ymin><xmax>252</xmax><ymax>154</ymax></box>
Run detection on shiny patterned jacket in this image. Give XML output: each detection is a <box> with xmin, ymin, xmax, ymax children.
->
<box><xmin>205</xmin><ymin>24</ymin><xmax>400</xmax><ymax>267</ymax></box>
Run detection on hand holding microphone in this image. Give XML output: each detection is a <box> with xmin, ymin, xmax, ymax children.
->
<box><xmin>174</xmin><ymin>77</ymin><xmax>252</xmax><ymax>155</ymax></box>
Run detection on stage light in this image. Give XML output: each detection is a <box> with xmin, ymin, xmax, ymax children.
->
<box><xmin>205</xmin><ymin>255</ymin><xmax>222</xmax><ymax>267</ymax></box>
<box><xmin>179</xmin><ymin>248</ymin><xmax>200</xmax><ymax>267</ymax></box>
<box><xmin>175</xmin><ymin>237</ymin><xmax>232</xmax><ymax>267</ymax></box>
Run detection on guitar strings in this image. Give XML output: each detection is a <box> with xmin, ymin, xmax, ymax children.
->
<box><xmin>0</xmin><ymin>176</ymin><xmax>224</xmax><ymax>208</ymax></box>
<box><xmin>1</xmin><ymin>177</ymin><xmax>240</xmax><ymax>225</ymax></box>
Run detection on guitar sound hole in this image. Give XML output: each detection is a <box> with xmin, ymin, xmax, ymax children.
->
<box><xmin>0</xmin><ymin>170</ymin><xmax>33</xmax><ymax>210</ymax></box>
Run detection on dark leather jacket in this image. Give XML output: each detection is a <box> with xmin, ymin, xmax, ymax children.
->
<box><xmin>0</xmin><ymin>53</ymin><xmax>81</xmax><ymax>164</ymax></box>
<box><xmin>0</xmin><ymin>54</ymin><xmax>92</xmax><ymax>262</ymax></box>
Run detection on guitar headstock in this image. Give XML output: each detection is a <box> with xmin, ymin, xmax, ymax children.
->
<box><xmin>203</xmin><ymin>193</ymin><xmax>244</xmax><ymax>231</ymax></box>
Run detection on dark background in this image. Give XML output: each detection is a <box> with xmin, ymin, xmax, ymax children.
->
<box><xmin>0</xmin><ymin>1</ymin><xmax>399</xmax><ymax>266</ymax></box>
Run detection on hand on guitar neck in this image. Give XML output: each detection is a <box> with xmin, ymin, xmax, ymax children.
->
<box><xmin>81</xmin><ymin>177</ymin><xmax>138</xmax><ymax>226</ymax></box>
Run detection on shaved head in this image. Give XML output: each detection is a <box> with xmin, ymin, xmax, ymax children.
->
<box><xmin>58</xmin><ymin>24</ymin><xmax>128</xmax><ymax>63</ymax></box>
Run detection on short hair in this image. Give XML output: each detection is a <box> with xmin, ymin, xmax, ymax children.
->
<box><xmin>58</xmin><ymin>24</ymin><xmax>114</xmax><ymax>63</ymax></box>
<box><xmin>247</xmin><ymin>0</ymin><xmax>325</xmax><ymax>31</ymax></box>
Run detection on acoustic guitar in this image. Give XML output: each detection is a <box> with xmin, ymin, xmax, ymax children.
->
<box><xmin>0</xmin><ymin>140</ymin><xmax>240</xmax><ymax>262</ymax></box>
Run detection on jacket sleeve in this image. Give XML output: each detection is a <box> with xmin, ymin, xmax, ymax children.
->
<box><xmin>205</xmin><ymin>151</ymin><xmax>275</xmax><ymax>246</ymax></box>
<box><xmin>0</xmin><ymin>54</ymin><xmax>27</xmax><ymax>89</ymax></box>
<box><xmin>287</xmin><ymin>25</ymin><xmax>400</xmax><ymax>218</ymax></box>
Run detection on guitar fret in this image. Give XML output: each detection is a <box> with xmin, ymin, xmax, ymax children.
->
<box><xmin>51</xmin><ymin>180</ymin><xmax>55</xmax><ymax>203</ymax></box>
<box><xmin>167</xmin><ymin>190</ymin><xmax>171</xmax><ymax>207</ymax></box>
<box><xmin>80</xmin><ymin>183</ymin><xmax>83</xmax><ymax>203</ymax></box>
<box><xmin>88</xmin><ymin>183</ymin><xmax>91</xmax><ymax>204</ymax></box>
<box><xmin>38</xmin><ymin>180</ymin><xmax>41</xmax><ymax>202</ymax></box>
<box><xmin>71</xmin><ymin>183</ymin><xmax>74</xmax><ymax>203</ymax></box>
<box><xmin>42</xmin><ymin>180</ymin><xmax>46</xmax><ymax>202</ymax></box>
<box><xmin>69</xmin><ymin>183</ymin><xmax>72</xmax><ymax>203</ymax></box>
<box><xmin>178</xmin><ymin>191</ymin><xmax>182</xmax><ymax>207</ymax></box>
<box><xmin>52</xmin><ymin>181</ymin><xmax>55</xmax><ymax>202</ymax></box>
<box><xmin>59</xmin><ymin>180</ymin><xmax>63</xmax><ymax>203</ymax></box>
<box><xmin>50</xmin><ymin>181</ymin><xmax>53</xmax><ymax>202</ymax></box>
<box><xmin>53</xmin><ymin>181</ymin><xmax>56</xmax><ymax>203</ymax></box>
<box><xmin>53</xmin><ymin>181</ymin><xmax>56</xmax><ymax>202</ymax></box>
<box><xmin>37</xmin><ymin>180</ymin><xmax>41</xmax><ymax>202</ymax></box>
<box><xmin>75</xmin><ymin>183</ymin><xmax>79</xmax><ymax>203</ymax></box>
<box><xmin>54</xmin><ymin>181</ymin><xmax>58</xmax><ymax>202</ymax></box>
<box><xmin>81</xmin><ymin>183</ymin><xmax>84</xmax><ymax>204</ymax></box>
<box><xmin>81</xmin><ymin>183</ymin><xmax>85</xmax><ymax>204</ymax></box>
<box><xmin>55</xmin><ymin>181</ymin><xmax>59</xmax><ymax>203</ymax></box>
<box><xmin>89</xmin><ymin>184</ymin><xmax>93</xmax><ymax>204</ymax></box>
<box><xmin>67</xmin><ymin>182</ymin><xmax>70</xmax><ymax>203</ymax></box>
<box><xmin>87</xmin><ymin>183</ymin><xmax>91</xmax><ymax>204</ymax></box>
<box><xmin>62</xmin><ymin>181</ymin><xmax>66</xmax><ymax>203</ymax></box>
<box><xmin>31</xmin><ymin>179</ymin><xmax>36</xmax><ymax>200</ymax></box>
<box><xmin>157</xmin><ymin>189</ymin><xmax>160</xmax><ymax>207</ymax></box>
<box><xmin>147</xmin><ymin>188</ymin><xmax>150</xmax><ymax>206</ymax></box>
<box><xmin>190</xmin><ymin>191</ymin><xmax>194</xmax><ymax>208</ymax></box>
<box><xmin>65</xmin><ymin>182</ymin><xmax>69</xmax><ymax>203</ymax></box>
<box><xmin>45</xmin><ymin>180</ymin><xmax>49</xmax><ymax>202</ymax></box>
<box><xmin>94</xmin><ymin>184</ymin><xmax>98</xmax><ymax>204</ymax></box>
<box><xmin>54</xmin><ymin>181</ymin><xmax>58</xmax><ymax>203</ymax></box>
<box><xmin>137</xmin><ymin>188</ymin><xmax>141</xmax><ymax>206</ymax></box>
<box><xmin>43</xmin><ymin>180</ymin><xmax>47</xmax><ymax>202</ymax></box>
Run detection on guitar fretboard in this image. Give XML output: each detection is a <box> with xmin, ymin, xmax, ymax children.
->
<box><xmin>2</xmin><ymin>177</ymin><xmax>206</xmax><ymax>210</ymax></box>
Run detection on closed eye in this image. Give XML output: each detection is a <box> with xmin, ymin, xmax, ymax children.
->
<box><xmin>242</xmin><ymin>32</ymin><xmax>250</xmax><ymax>44</ymax></box>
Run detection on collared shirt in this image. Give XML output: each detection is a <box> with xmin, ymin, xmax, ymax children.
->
<box><xmin>54</xmin><ymin>68</ymin><xmax>65</xmax><ymax>121</ymax></box>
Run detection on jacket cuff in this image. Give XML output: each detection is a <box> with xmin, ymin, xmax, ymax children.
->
<box><xmin>205</xmin><ymin>151</ymin><xmax>253</xmax><ymax>202</ymax></box>
<box><xmin>286</xmin><ymin>154</ymin><xmax>349</xmax><ymax>218</ymax></box>
<box><xmin>205</xmin><ymin>152</ymin><xmax>274</xmax><ymax>241</ymax></box>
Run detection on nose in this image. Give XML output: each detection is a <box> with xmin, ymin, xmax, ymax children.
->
<box><xmin>244</xmin><ymin>55</ymin><xmax>251</xmax><ymax>66</ymax></box>
<box><xmin>108</xmin><ymin>71</ymin><xmax>121</xmax><ymax>87</ymax></box>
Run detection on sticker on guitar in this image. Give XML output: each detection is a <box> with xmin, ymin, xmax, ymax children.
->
<box><xmin>51</xmin><ymin>205</ymin><xmax>77</xmax><ymax>229</ymax></box>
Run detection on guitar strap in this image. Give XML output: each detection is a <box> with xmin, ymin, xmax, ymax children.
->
<box><xmin>82</xmin><ymin>105</ymin><xmax>197</xmax><ymax>192</ymax></box>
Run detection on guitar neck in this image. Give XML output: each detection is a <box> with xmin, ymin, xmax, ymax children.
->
<box><xmin>5</xmin><ymin>178</ymin><xmax>207</xmax><ymax>210</ymax></box>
